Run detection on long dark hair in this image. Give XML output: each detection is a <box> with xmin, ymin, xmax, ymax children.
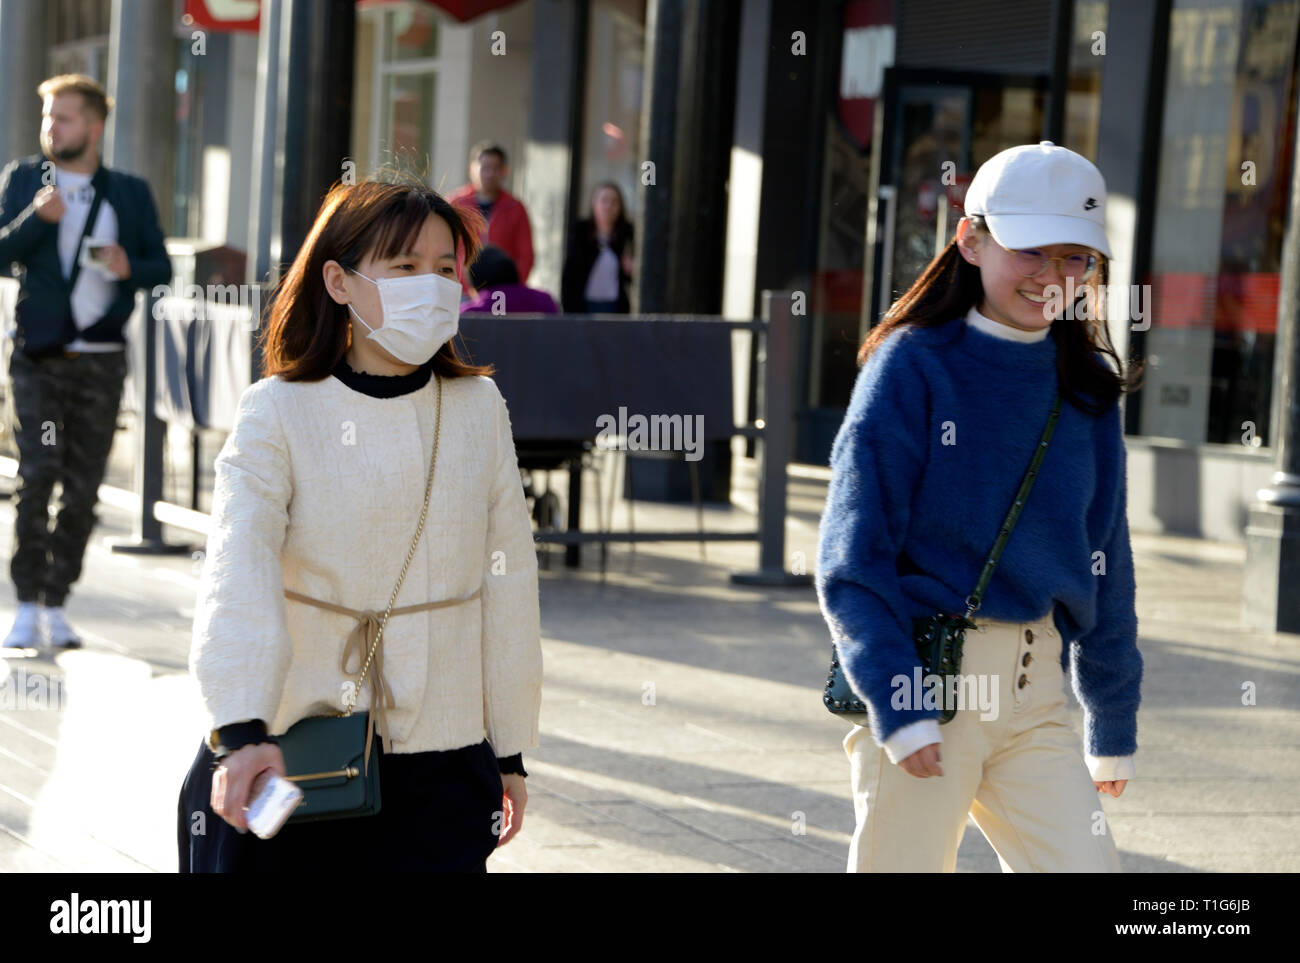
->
<box><xmin>259</xmin><ymin>172</ymin><xmax>494</xmax><ymax>382</ymax></box>
<box><xmin>858</xmin><ymin>215</ymin><xmax>1143</xmax><ymax>416</ymax></box>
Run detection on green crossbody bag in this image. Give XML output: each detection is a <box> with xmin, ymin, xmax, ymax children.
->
<box><xmin>278</xmin><ymin>375</ymin><xmax>443</xmax><ymax>823</ymax></box>
<box><xmin>823</xmin><ymin>391</ymin><xmax>1062</xmax><ymax>727</ymax></box>
<box><xmin>280</xmin><ymin>711</ymin><xmax>382</xmax><ymax>823</ymax></box>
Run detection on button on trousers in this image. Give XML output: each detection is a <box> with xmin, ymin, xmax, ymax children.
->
<box><xmin>842</xmin><ymin>611</ymin><xmax>1122</xmax><ymax>872</ymax></box>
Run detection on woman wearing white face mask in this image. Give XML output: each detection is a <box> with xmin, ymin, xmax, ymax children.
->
<box><xmin>177</xmin><ymin>175</ymin><xmax>543</xmax><ymax>872</ymax></box>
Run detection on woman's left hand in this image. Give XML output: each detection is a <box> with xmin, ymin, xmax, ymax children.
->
<box><xmin>496</xmin><ymin>773</ymin><xmax>527</xmax><ymax>846</ymax></box>
<box><xmin>1095</xmin><ymin>779</ymin><xmax>1127</xmax><ymax>798</ymax></box>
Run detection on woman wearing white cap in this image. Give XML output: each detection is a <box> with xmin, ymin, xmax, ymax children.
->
<box><xmin>817</xmin><ymin>142</ymin><xmax>1144</xmax><ymax>872</ymax></box>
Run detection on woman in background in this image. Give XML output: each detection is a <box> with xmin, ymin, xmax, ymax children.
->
<box><xmin>561</xmin><ymin>181</ymin><xmax>635</xmax><ymax>314</ymax></box>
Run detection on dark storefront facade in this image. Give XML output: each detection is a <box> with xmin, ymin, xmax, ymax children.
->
<box><xmin>2</xmin><ymin>0</ymin><xmax>1297</xmax><ymax>546</ymax></box>
<box><xmin>781</xmin><ymin>0</ymin><xmax>1298</xmax><ymax>544</ymax></box>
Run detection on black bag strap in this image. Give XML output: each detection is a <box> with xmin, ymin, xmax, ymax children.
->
<box><xmin>65</xmin><ymin>185</ymin><xmax>107</xmax><ymax>292</ymax></box>
<box><xmin>963</xmin><ymin>391</ymin><xmax>1062</xmax><ymax>618</ymax></box>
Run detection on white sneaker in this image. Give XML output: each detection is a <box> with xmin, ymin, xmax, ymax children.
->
<box><xmin>40</xmin><ymin>606</ymin><xmax>82</xmax><ymax>649</ymax></box>
<box><xmin>2</xmin><ymin>602</ymin><xmax>42</xmax><ymax>649</ymax></box>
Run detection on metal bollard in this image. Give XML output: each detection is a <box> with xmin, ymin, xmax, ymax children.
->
<box><xmin>731</xmin><ymin>290</ymin><xmax>813</xmax><ymax>587</ymax></box>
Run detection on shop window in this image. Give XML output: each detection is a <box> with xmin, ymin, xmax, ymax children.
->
<box><xmin>1064</xmin><ymin>0</ymin><xmax>1108</xmax><ymax>161</ymax></box>
<box><xmin>1143</xmin><ymin>0</ymin><xmax>1300</xmax><ymax>447</ymax></box>
<box><xmin>576</xmin><ymin>0</ymin><xmax>646</xmax><ymax>240</ymax></box>
<box><xmin>353</xmin><ymin>1</ymin><xmax>442</xmax><ymax>177</ymax></box>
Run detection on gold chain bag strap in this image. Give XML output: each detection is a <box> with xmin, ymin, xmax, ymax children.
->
<box><xmin>279</xmin><ymin>373</ymin><xmax>443</xmax><ymax>823</ymax></box>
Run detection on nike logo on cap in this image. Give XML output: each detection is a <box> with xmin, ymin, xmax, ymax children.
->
<box><xmin>1083</xmin><ymin>197</ymin><xmax>1098</xmax><ymax>210</ymax></box>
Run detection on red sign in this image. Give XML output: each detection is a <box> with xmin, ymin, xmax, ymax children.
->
<box><xmin>182</xmin><ymin>0</ymin><xmax>260</xmax><ymax>32</ymax></box>
<box><xmin>183</xmin><ymin>0</ymin><xmax>528</xmax><ymax>33</ymax></box>
<box><xmin>1148</xmin><ymin>272</ymin><xmax>1279</xmax><ymax>334</ymax></box>
<box><xmin>422</xmin><ymin>0</ymin><xmax>524</xmax><ymax>20</ymax></box>
<box><xmin>359</xmin><ymin>0</ymin><xmax>525</xmax><ymax>20</ymax></box>
<box><xmin>838</xmin><ymin>0</ymin><xmax>895</xmax><ymax>151</ymax></box>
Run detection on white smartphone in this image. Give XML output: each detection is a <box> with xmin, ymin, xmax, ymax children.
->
<box><xmin>245</xmin><ymin>770</ymin><xmax>303</xmax><ymax>839</ymax></box>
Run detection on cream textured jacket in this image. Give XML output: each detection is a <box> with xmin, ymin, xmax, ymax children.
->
<box><xmin>189</xmin><ymin>370</ymin><xmax>543</xmax><ymax>758</ymax></box>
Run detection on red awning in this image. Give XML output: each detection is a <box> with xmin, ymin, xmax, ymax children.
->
<box><xmin>420</xmin><ymin>0</ymin><xmax>526</xmax><ymax>20</ymax></box>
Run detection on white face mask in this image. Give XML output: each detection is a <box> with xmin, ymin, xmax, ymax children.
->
<box><xmin>347</xmin><ymin>269</ymin><xmax>461</xmax><ymax>365</ymax></box>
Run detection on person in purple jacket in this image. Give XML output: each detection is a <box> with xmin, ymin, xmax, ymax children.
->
<box><xmin>817</xmin><ymin>143</ymin><xmax>1146</xmax><ymax>872</ymax></box>
<box><xmin>461</xmin><ymin>244</ymin><xmax>559</xmax><ymax>316</ymax></box>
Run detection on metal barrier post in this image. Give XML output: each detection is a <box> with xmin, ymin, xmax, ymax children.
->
<box><xmin>109</xmin><ymin>290</ymin><xmax>191</xmax><ymax>555</ymax></box>
<box><xmin>731</xmin><ymin>291</ymin><xmax>813</xmax><ymax>587</ymax></box>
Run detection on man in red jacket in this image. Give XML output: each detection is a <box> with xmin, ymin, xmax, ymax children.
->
<box><xmin>447</xmin><ymin>142</ymin><xmax>534</xmax><ymax>291</ymax></box>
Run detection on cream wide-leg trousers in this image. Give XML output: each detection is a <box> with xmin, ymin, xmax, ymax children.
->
<box><xmin>842</xmin><ymin>611</ymin><xmax>1122</xmax><ymax>873</ymax></box>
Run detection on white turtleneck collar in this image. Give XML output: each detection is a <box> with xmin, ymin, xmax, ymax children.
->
<box><xmin>964</xmin><ymin>304</ymin><xmax>1051</xmax><ymax>343</ymax></box>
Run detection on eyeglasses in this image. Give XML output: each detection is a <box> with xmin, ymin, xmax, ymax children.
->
<box><xmin>993</xmin><ymin>240</ymin><xmax>1100</xmax><ymax>281</ymax></box>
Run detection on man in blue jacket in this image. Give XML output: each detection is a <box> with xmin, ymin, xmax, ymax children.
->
<box><xmin>0</xmin><ymin>74</ymin><xmax>170</xmax><ymax>649</ymax></box>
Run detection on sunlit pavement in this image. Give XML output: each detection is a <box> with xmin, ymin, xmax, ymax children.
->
<box><xmin>1</xmin><ymin>446</ymin><xmax>1298</xmax><ymax>873</ymax></box>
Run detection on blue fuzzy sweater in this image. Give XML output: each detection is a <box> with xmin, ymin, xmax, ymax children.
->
<box><xmin>815</xmin><ymin>315</ymin><xmax>1141</xmax><ymax>758</ymax></box>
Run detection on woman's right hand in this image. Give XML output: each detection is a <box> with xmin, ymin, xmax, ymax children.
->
<box><xmin>899</xmin><ymin>743</ymin><xmax>943</xmax><ymax>778</ymax></box>
<box><xmin>211</xmin><ymin>743</ymin><xmax>287</xmax><ymax>832</ymax></box>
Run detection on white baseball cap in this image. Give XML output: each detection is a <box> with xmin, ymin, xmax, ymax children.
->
<box><xmin>963</xmin><ymin>141</ymin><xmax>1111</xmax><ymax>259</ymax></box>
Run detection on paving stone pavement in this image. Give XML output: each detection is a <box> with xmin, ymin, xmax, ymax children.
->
<box><xmin>0</xmin><ymin>423</ymin><xmax>1296</xmax><ymax>872</ymax></box>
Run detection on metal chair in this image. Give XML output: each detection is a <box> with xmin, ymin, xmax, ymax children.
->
<box><xmin>595</xmin><ymin>436</ymin><xmax>707</xmax><ymax>570</ymax></box>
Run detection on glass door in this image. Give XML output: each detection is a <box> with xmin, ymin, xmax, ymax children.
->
<box><xmin>869</xmin><ymin>68</ymin><xmax>1048</xmax><ymax>326</ymax></box>
<box><xmin>887</xmin><ymin>83</ymin><xmax>972</xmax><ymax>308</ymax></box>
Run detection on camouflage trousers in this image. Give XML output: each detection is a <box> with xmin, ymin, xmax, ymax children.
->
<box><xmin>6</xmin><ymin>348</ymin><xmax>127</xmax><ymax>607</ymax></box>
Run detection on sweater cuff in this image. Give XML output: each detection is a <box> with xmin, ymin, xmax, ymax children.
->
<box><xmin>1085</xmin><ymin>753</ymin><xmax>1135</xmax><ymax>782</ymax></box>
<box><xmin>208</xmin><ymin>718</ymin><xmax>277</xmax><ymax>759</ymax></box>
<box><xmin>497</xmin><ymin>753</ymin><xmax>527</xmax><ymax>777</ymax></box>
<box><xmin>882</xmin><ymin>719</ymin><xmax>943</xmax><ymax>765</ymax></box>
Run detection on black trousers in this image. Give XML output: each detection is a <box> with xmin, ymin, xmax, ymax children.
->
<box><xmin>177</xmin><ymin>736</ymin><xmax>504</xmax><ymax>872</ymax></box>
<box><xmin>6</xmin><ymin>348</ymin><xmax>127</xmax><ymax>607</ymax></box>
